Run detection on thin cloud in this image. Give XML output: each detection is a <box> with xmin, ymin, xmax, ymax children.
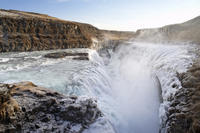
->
<box><xmin>56</xmin><ymin>0</ymin><xmax>71</xmax><ymax>2</ymax></box>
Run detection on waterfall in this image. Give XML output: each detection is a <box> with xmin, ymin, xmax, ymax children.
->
<box><xmin>100</xmin><ymin>42</ymin><xmax>195</xmax><ymax>133</ymax></box>
<box><xmin>0</xmin><ymin>42</ymin><xmax>196</xmax><ymax>133</ymax></box>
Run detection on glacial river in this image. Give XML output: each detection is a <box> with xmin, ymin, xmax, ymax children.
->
<box><xmin>0</xmin><ymin>42</ymin><xmax>196</xmax><ymax>133</ymax></box>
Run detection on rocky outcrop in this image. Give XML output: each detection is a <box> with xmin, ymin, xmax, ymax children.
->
<box><xmin>73</xmin><ymin>56</ymin><xmax>89</xmax><ymax>60</ymax></box>
<box><xmin>44</xmin><ymin>52</ymin><xmax>89</xmax><ymax>60</ymax></box>
<box><xmin>135</xmin><ymin>16</ymin><xmax>200</xmax><ymax>44</ymax></box>
<box><xmin>0</xmin><ymin>81</ymin><xmax>101</xmax><ymax>133</ymax></box>
<box><xmin>0</xmin><ymin>84</ymin><xmax>20</xmax><ymax>124</ymax></box>
<box><xmin>164</xmin><ymin>56</ymin><xmax>200</xmax><ymax>133</ymax></box>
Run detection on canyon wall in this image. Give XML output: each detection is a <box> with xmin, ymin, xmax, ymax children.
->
<box><xmin>0</xmin><ymin>9</ymin><xmax>103</xmax><ymax>52</ymax></box>
<box><xmin>0</xmin><ymin>9</ymin><xmax>135</xmax><ymax>52</ymax></box>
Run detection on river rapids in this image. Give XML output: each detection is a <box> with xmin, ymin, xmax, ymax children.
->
<box><xmin>0</xmin><ymin>42</ymin><xmax>196</xmax><ymax>133</ymax></box>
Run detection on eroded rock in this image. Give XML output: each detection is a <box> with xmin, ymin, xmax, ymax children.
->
<box><xmin>44</xmin><ymin>52</ymin><xmax>89</xmax><ymax>60</ymax></box>
<box><xmin>164</xmin><ymin>58</ymin><xmax>200</xmax><ymax>133</ymax></box>
<box><xmin>73</xmin><ymin>56</ymin><xmax>89</xmax><ymax>60</ymax></box>
<box><xmin>0</xmin><ymin>84</ymin><xmax>20</xmax><ymax>124</ymax></box>
<box><xmin>0</xmin><ymin>81</ymin><xmax>102</xmax><ymax>133</ymax></box>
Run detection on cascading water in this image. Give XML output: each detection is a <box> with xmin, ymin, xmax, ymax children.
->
<box><xmin>102</xmin><ymin>42</ymin><xmax>195</xmax><ymax>133</ymax></box>
<box><xmin>0</xmin><ymin>42</ymin><xmax>196</xmax><ymax>133</ymax></box>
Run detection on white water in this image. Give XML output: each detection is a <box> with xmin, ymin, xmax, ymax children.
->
<box><xmin>0</xmin><ymin>42</ymin><xmax>196</xmax><ymax>133</ymax></box>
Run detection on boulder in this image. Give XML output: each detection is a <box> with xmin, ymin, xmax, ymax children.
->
<box><xmin>73</xmin><ymin>56</ymin><xmax>89</xmax><ymax>60</ymax></box>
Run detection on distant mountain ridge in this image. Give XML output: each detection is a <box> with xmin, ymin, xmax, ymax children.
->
<box><xmin>135</xmin><ymin>16</ymin><xmax>200</xmax><ymax>44</ymax></box>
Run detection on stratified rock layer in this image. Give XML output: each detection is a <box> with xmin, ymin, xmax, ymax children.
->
<box><xmin>0</xmin><ymin>9</ymin><xmax>135</xmax><ymax>52</ymax></box>
<box><xmin>0</xmin><ymin>81</ymin><xmax>101</xmax><ymax>133</ymax></box>
<box><xmin>0</xmin><ymin>9</ymin><xmax>103</xmax><ymax>52</ymax></box>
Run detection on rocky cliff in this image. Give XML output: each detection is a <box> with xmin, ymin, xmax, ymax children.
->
<box><xmin>0</xmin><ymin>9</ymin><xmax>135</xmax><ymax>52</ymax></box>
<box><xmin>0</xmin><ymin>9</ymin><xmax>199</xmax><ymax>52</ymax></box>
<box><xmin>0</xmin><ymin>9</ymin><xmax>104</xmax><ymax>52</ymax></box>
<box><xmin>135</xmin><ymin>16</ymin><xmax>200</xmax><ymax>44</ymax></box>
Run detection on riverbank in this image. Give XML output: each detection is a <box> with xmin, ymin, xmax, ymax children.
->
<box><xmin>163</xmin><ymin>47</ymin><xmax>200</xmax><ymax>133</ymax></box>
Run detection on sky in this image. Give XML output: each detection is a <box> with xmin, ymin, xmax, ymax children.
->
<box><xmin>0</xmin><ymin>0</ymin><xmax>200</xmax><ymax>31</ymax></box>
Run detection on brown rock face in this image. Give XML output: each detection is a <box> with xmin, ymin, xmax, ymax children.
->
<box><xmin>0</xmin><ymin>9</ymin><xmax>103</xmax><ymax>52</ymax></box>
<box><xmin>0</xmin><ymin>81</ymin><xmax>102</xmax><ymax>133</ymax></box>
<box><xmin>165</xmin><ymin>58</ymin><xmax>200</xmax><ymax>133</ymax></box>
<box><xmin>0</xmin><ymin>9</ymin><xmax>135</xmax><ymax>52</ymax></box>
<box><xmin>0</xmin><ymin>84</ymin><xmax>20</xmax><ymax>123</ymax></box>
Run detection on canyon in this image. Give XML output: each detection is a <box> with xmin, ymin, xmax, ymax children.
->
<box><xmin>0</xmin><ymin>9</ymin><xmax>200</xmax><ymax>133</ymax></box>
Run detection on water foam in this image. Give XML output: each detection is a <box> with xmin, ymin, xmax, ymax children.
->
<box><xmin>0</xmin><ymin>42</ymin><xmax>196</xmax><ymax>133</ymax></box>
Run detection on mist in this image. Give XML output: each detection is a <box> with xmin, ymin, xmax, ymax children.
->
<box><xmin>0</xmin><ymin>41</ymin><xmax>195</xmax><ymax>133</ymax></box>
<box><xmin>106</xmin><ymin>43</ymin><xmax>161</xmax><ymax>133</ymax></box>
<box><xmin>100</xmin><ymin>41</ymin><xmax>195</xmax><ymax>133</ymax></box>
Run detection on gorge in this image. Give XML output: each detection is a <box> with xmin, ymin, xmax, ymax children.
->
<box><xmin>0</xmin><ymin>9</ymin><xmax>200</xmax><ymax>133</ymax></box>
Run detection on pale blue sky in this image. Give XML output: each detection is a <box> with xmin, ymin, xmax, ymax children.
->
<box><xmin>0</xmin><ymin>0</ymin><xmax>200</xmax><ymax>31</ymax></box>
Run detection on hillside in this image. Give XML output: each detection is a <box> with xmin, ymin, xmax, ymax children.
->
<box><xmin>1</xmin><ymin>9</ymin><xmax>199</xmax><ymax>52</ymax></box>
<box><xmin>135</xmin><ymin>16</ymin><xmax>200</xmax><ymax>44</ymax></box>
<box><xmin>0</xmin><ymin>9</ymin><xmax>135</xmax><ymax>52</ymax></box>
